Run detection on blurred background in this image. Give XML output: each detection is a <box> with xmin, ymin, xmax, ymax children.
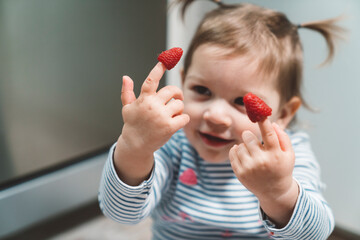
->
<box><xmin>0</xmin><ymin>0</ymin><xmax>166</xmax><ymax>238</ymax></box>
<box><xmin>0</xmin><ymin>0</ymin><xmax>359</xmax><ymax>239</ymax></box>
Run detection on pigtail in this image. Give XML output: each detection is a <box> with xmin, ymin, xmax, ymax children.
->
<box><xmin>298</xmin><ymin>16</ymin><xmax>346</xmax><ymax>66</ymax></box>
<box><xmin>170</xmin><ymin>0</ymin><xmax>230</xmax><ymax>20</ymax></box>
<box><xmin>168</xmin><ymin>0</ymin><xmax>195</xmax><ymax>19</ymax></box>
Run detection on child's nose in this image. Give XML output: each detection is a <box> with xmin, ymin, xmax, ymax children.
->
<box><xmin>203</xmin><ymin>100</ymin><xmax>232</xmax><ymax>127</ymax></box>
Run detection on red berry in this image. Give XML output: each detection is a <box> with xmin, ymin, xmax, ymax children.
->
<box><xmin>157</xmin><ymin>47</ymin><xmax>183</xmax><ymax>70</ymax></box>
<box><xmin>243</xmin><ymin>93</ymin><xmax>272</xmax><ymax>123</ymax></box>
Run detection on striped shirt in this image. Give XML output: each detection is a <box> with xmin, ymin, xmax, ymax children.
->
<box><xmin>98</xmin><ymin>129</ymin><xmax>334</xmax><ymax>239</ymax></box>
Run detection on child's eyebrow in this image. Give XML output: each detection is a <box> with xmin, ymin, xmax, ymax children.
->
<box><xmin>238</xmin><ymin>89</ymin><xmax>267</xmax><ymax>101</ymax></box>
<box><xmin>186</xmin><ymin>73</ymin><xmax>204</xmax><ymax>81</ymax></box>
<box><xmin>252</xmin><ymin>92</ymin><xmax>266</xmax><ymax>99</ymax></box>
<box><xmin>185</xmin><ymin>75</ymin><xmax>209</xmax><ymax>85</ymax></box>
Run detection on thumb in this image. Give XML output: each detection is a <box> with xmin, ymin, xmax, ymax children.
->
<box><xmin>121</xmin><ymin>75</ymin><xmax>136</xmax><ymax>106</ymax></box>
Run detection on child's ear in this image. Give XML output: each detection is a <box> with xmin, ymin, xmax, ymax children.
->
<box><xmin>276</xmin><ymin>96</ymin><xmax>301</xmax><ymax>129</ymax></box>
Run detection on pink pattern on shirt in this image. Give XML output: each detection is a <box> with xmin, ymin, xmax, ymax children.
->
<box><xmin>179</xmin><ymin>211</ymin><xmax>193</xmax><ymax>222</ymax></box>
<box><xmin>179</xmin><ymin>168</ymin><xmax>197</xmax><ymax>185</ymax></box>
<box><xmin>221</xmin><ymin>230</ymin><xmax>233</xmax><ymax>237</ymax></box>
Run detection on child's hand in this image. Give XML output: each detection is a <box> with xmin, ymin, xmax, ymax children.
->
<box><xmin>120</xmin><ymin>62</ymin><xmax>190</xmax><ymax>152</ymax></box>
<box><xmin>229</xmin><ymin>119</ymin><xmax>298</xmax><ymax>227</ymax></box>
<box><xmin>229</xmin><ymin>119</ymin><xmax>294</xmax><ymax>198</ymax></box>
<box><xmin>114</xmin><ymin>62</ymin><xmax>190</xmax><ymax>185</ymax></box>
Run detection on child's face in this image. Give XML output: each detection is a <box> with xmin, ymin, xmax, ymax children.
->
<box><xmin>182</xmin><ymin>44</ymin><xmax>285</xmax><ymax>163</ymax></box>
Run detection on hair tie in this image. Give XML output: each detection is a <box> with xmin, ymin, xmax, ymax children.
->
<box><xmin>297</xmin><ymin>24</ymin><xmax>303</xmax><ymax>29</ymax></box>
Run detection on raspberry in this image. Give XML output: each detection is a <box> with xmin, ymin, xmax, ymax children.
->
<box><xmin>157</xmin><ymin>47</ymin><xmax>183</xmax><ymax>70</ymax></box>
<box><xmin>243</xmin><ymin>92</ymin><xmax>272</xmax><ymax>123</ymax></box>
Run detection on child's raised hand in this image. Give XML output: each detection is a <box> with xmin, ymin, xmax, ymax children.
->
<box><xmin>229</xmin><ymin>119</ymin><xmax>299</xmax><ymax>226</ymax></box>
<box><xmin>120</xmin><ymin>62</ymin><xmax>190</xmax><ymax>153</ymax></box>
<box><xmin>229</xmin><ymin>119</ymin><xmax>294</xmax><ymax>198</ymax></box>
<box><xmin>114</xmin><ymin>62</ymin><xmax>190</xmax><ymax>186</ymax></box>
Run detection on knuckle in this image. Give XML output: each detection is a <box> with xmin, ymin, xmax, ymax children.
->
<box><xmin>145</xmin><ymin>76</ymin><xmax>154</xmax><ymax>84</ymax></box>
<box><xmin>174</xmin><ymin>99</ymin><xmax>184</xmax><ymax>108</ymax></box>
<box><xmin>161</xmin><ymin>87</ymin><xmax>172</xmax><ymax>97</ymax></box>
<box><xmin>258</xmin><ymin>159</ymin><xmax>270</xmax><ymax>170</ymax></box>
<box><xmin>274</xmin><ymin>151</ymin><xmax>282</xmax><ymax>160</ymax></box>
<box><xmin>265</xmin><ymin>131</ymin><xmax>276</xmax><ymax>139</ymax></box>
<box><xmin>168</xmin><ymin>85</ymin><xmax>183</xmax><ymax>96</ymax></box>
<box><xmin>237</xmin><ymin>169</ymin><xmax>249</xmax><ymax>181</ymax></box>
<box><xmin>139</xmin><ymin>97</ymin><xmax>152</xmax><ymax>109</ymax></box>
<box><xmin>163</xmin><ymin>121</ymin><xmax>175</xmax><ymax>135</ymax></box>
<box><xmin>237</xmin><ymin>143</ymin><xmax>247</xmax><ymax>154</ymax></box>
<box><xmin>235</xmin><ymin>168</ymin><xmax>244</xmax><ymax>179</ymax></box>
<box><xmin>146</xmin><ymin>102</ymin><xmax>153</xmax><ymax>111</ymax></box>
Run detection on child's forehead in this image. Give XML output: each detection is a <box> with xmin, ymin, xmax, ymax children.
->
<box><xmin>194</xmin><ymin>44</ymin><xmax>274</xmax><ymax>72</ymax></box>
<box><xmin>190</xmin><ymin>44</ymin><xmax>278</xmax><ymax>88</ymax></box>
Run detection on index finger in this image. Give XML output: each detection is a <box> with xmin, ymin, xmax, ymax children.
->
<box><xmin>140</xmin><ymin>62</ymin><xmax>167</xmax><ymax>95</ymax></box>
<box><xmin>258</xmin><ymin>118</ymin><xmax>280</xmax><ymax>150</ymax></box>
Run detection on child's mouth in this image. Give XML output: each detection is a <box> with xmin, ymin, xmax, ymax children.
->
<box><xmin>199</xmin><ymin>132</ymin><xmax>234</xmax><ymax>147</ymax></box>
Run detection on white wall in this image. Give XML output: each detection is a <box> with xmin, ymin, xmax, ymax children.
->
<box><xmin>167</xmin><ymin>0</ymin><xmax>360</xmax><ymax>234</ymax></box>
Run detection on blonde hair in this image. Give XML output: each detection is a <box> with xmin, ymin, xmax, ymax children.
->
<box><xmin>174</xmin><ymin>0</ymin><xmax>345</xmax><ymax>124</ymax></box>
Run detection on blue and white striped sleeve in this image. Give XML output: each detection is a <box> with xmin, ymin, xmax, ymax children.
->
<box><xmin>260</xmin><ymin>131</ymin><xmax>335</xmax><ymax>239</ymax></box>
<box><xmin>98</xmin><ymin>139</ymin><xmax>176</xmax><ymax>225</ymax></box>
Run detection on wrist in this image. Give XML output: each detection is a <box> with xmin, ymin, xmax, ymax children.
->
<box><xmin>113</xmin><ymin>135</ymin><xmax>155</xmax><ymax>186</ymax></box>
<box><xmin>116</xmin><ymin>134</ymin><xmax>154</xmax><ymax>159</ymax></box>
<box><xmin>258</xmin><ymin>179</ymin><xmax>299</xmax><ymax>228</ymax></box>
<box><xmin>259</xmin><ymin>178</ymin><xmax>298</xmax><ymax>203</ymax></box>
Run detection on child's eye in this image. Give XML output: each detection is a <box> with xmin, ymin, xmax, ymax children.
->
<box><xmin>192</xmin><ymin>85</ymin><xmax>211</xmax><ymax>96</ymax></box>
<box><xmin>234</xmin><ymin>97</ymin><xmax>244</xmax><ymax>106</ymax></box>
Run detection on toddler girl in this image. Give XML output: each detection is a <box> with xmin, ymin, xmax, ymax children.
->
<box><xmin>99</xmin><ymin>0</ymin><xmax>344</xmax><ymax>239</ymax></box>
